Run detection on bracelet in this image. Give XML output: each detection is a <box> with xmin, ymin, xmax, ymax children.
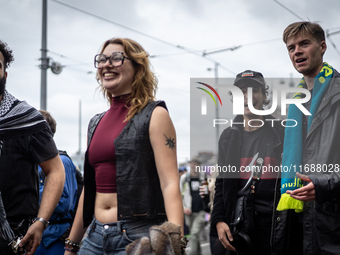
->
<box><xmin>64</xmin><ymin>247</ymin><xmax>79</xmax><ymax>253</ymax></box>
<box><xmin>33</xmin><ymin>217</ymin><xmax>50</xmax><ymax>230</ymax></box>
<box><xmin>64</xmin><ymin>246</ymin><xmax>79</xmax><ymax>253</ymax></box>
<box><xmin>65</xmin><ymin>238</ymin><xmax>80</xmax><ymax>250</ymax></box>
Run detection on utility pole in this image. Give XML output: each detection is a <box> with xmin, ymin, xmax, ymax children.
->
<box><xmin>78</xmin><ymin>100</ymin><xmax>82</xmax><ymax>154</ymax></box>
<box><xmin>213</xmin><ymin>63</ymin><xmax>219</xmax><ymax>149</ymax></box>
<box><xmin>40</xmin><ymin>0</ymin><xmax>48</xmax><ymax>110</ymax></box>
<box><xmin>206</xmin><ymin>62</ymin><xmax>220</xmax><ymax>153</ymax></box>
<box><xmin>203</xmin><ymin>47</ymin><xmax>239</xmax><ymax>153</ymax></box>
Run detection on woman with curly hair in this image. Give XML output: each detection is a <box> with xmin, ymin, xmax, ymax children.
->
<box><xmin>64</xmin><ymin>38</ymin><xmax>184</xmax><ymax>255</ymax></box>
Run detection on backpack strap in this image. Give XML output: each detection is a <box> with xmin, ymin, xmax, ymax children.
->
<box><xmin>58</xmin><ymin>150</ymin><xmax>71</xmax><ymax>159</ymax></box>
<box><xmin>40</xmin><ymin>150</ymin><xmax>72</xmax><ymax>182</ymax></box>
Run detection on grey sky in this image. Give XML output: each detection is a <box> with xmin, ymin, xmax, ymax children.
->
<box><xmin>1</xmin><ymin>0</ymin><xmax>340</xmax><ymax>163</ymax></box>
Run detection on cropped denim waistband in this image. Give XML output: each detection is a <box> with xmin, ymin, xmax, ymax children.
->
<box><xmin>90</xmin><ymin>217</ymin><xmax>166</xmax><ymax>233</ymax></box>
<box><xmin>79</xmin><ymin>217</ymin><xmax>166</xmax><ymax>255</ymax></box>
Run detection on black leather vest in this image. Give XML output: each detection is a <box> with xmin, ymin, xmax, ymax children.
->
<box><xmin>83</xmin><ymin>101</ymin><xmax>167</xmax><ymax>227</ymax></box>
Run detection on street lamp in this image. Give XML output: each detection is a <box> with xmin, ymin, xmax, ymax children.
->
<box><xmin>207</xmin><ymin>62</ymin><xmax>220</xmax><ymax>150</ymax></box>
<box><xmin>39</xmin><ymin>0</ymin><xmax>64</xmax><ymax>110</ymax></box>
<box><xmin>204</xmin><ymin>46</ymin><xmax>240</xmax><ymax>153</ymax></box>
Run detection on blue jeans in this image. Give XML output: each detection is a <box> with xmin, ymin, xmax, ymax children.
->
<box><xmin>79</xmin><ymin>218</ymin><xmax>165</xmax><ymax>255</ymax></box>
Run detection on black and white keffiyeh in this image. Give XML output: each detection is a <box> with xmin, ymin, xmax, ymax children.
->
<box><xmin>0</xmin><ymin>90</ymin><xmax>46</xmax><ymax>134</ymax></box>
<box><xmin>0</xmin><ymin>90</ymin><xmax>16</xmax><ymax>118</ymax></box>
<box><xmin>0</xmin><ymin>90</ymin><xmax>46</xmax><ymax>242</ymax></box>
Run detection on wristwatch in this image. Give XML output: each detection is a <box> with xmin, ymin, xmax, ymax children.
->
<box><xmin>33</xmin><ymin>217</ymin><xmax>50</xmax><ymax>230</ymax></box>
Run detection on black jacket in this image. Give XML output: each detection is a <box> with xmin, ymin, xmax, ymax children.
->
<box><xmin>302</xmin><ymin>69</ymin><xmax>340</xmax><ymax>255</ymax></box>
<box><xmin>83</xmin><ymin>101</ymin><xmax>167</xmax><ymax>228</ymax></box>
<box><xmin>211</xmin><ymin>115</ymin><xmax>302</xmax><ymax>255</ymax></box>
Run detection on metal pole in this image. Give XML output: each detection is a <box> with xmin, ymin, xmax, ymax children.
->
<box><xmin>78</xmin><ymin>100</ymin><xmax>82</xmax><ymax>154</ymax></box>
<box><xmin>40</xmin><ymin>0</ymin><xmax>48</xmax><ymax>110</ymax></box>
<box><xmin>214</xmin><ymin>62</ymin><xmax>219</xmax><ymax>153</ymax></box>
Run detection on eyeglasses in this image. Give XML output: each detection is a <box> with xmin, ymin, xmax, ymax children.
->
<box><xmin>94</xmin><ymin>52</ymin><xmax>131</xmax><ymax>68</ymax></box>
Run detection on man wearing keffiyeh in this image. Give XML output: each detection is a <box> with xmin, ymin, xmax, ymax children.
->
<box><xmin>0</xmin><ymin>40</ymin><xmax>65</xmax><ymax>255</ymax></box>
<box><xmin>279</xmin><ymin>22</ymin><xmax>340</xmax><ymax>254</ymax></box>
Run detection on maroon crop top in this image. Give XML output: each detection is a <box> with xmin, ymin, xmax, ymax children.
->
<box><xmin>87</xmin><ymin>95</ymin><xmax>130</xmax><ymax>193</ymax></box>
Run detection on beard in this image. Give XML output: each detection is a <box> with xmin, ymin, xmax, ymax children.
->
<box><xmin>0</xmin><ymin>76</ymin><xmax>6</xmax><ymax>96</ymax></box>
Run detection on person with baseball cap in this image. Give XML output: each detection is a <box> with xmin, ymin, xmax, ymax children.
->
<box><xmin>210</xmin><ymin>70</ymin><xmax>302</xmax><ymax>255</ymax></box>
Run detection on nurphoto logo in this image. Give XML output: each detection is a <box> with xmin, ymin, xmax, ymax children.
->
<box><xmin>197</xmin><ymin>81</ymin><xmax>311</xmax><ymax>116</ymax></box>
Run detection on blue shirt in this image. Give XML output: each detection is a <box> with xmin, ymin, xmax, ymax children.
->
<box><xmin>38</xmin><ymin>154</ymin><xmax>78</xmax><ymax>248</ymax></box>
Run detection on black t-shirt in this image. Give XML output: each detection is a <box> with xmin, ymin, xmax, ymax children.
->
<box><xmin>189</xmin><ymin>177</ymin><xmax>205</xmax><ymax>213</ymax></box>
<box><xmin>0</xmin><ymin>125</ymin><xmax>59</xmax><ymax>220</ymax></box>
<box><xmin>238</xmin><ymin>124</ymin><xmax>279</xmax><ymax>214</ymax></box>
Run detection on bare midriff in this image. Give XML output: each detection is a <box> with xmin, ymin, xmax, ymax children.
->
<box><xmin>95</xmin><ymin>192</ymin><xmax>118</xmax><ymax>223</ymax></box>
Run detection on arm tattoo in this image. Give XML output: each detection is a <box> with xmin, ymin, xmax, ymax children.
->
<box><xmin>164</xmin><ymin>134</ymin><xmax>175</xmax><ymax>151</ymax></box>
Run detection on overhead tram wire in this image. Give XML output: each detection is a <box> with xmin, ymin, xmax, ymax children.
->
<box><xmin>203</xmin><ymin>38</ymin><xmax>281</xmax><ymax>54</ymax></box>
<box><xmin>326</xmin><ymin>29</ymin><xmax>340</xmax><ymax>56</ymax></box>
<box><xmin>327</xmin><ymin>30</ymin><xmax>340</xmax><ymax>36</ymax></box>
<box><xmin>239</xmin><ymin>37</ymin><xmax>282</xmax><ymax>47</ymax></box>
<box><xmin>273</xmin><ymin>0</ymin><xmax>340</xmax><ymax>57</ymax></box>
<box><xmin>64</xmin><ymin>66</ymin><xmax>95</xmax><ymax>74</ymax></box>
<box><xmin>150</xmin><ymin>51</ymin><xmax>236</xmax><ymax>75</ymax></box>
<box><xmin>203</xmin><ymin>56</ymin><xmax>236</xmax><ymax>75</ymax></box>
<box><xmin>47</xmin><ymin>50</ymin><xmax>94</xmax><ymax>73</ymax></box>
<box><xmin>149</xmin><ymin>51</ymin><xmax>200</xmax><ymax>58</ymax></box>
<box><xmin>50</xmin><ymin>0</ymin><xmax>199</xmax><ymax>53</ymax></box>
<box><xmin>272</xmin><ymin>0</ymin><xmax>340</xmax><ymax>57</ymax></box>
<box><xmin>327</xmin><ymin>27</ymin><xmax>340</xmax><ymax>32</ymax></box>
<box><xmin>272</xmin><ymin>0</ymin><xmax>304</xmax><ymax>20</ymax></box>
<box><xmin>49</xmin><ymin>0</ymin><xmax>236</xmax><ymax>74</ymax></box>
<box><xmin>202</xmin><ymin>45</ymin><xmax>241</xmax><ymax>56</ymax></box>
<box><xmin>326</xmin><ymin>32</ymin><xmax>340</xmax><ymax>56</ymax></box>
<box><xmin>48</xmin><ymin>50</ymin><xmax>91</xmax><ymax>65</ymax></box>
<box><xmin>200</xmin><ymin>37</ymin><xmax>285</xmax><ymax>75</ymax></box>
<box><xmin>217</xmin><ymin>64</ymin><xmax>237</xmax><ymax>75</ymax></box>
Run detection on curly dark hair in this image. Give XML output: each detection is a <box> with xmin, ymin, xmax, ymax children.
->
<box><xmin>0</xmin><ymin>40</ymin><xmax>14</xmax><ymax>71</ymax></box>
